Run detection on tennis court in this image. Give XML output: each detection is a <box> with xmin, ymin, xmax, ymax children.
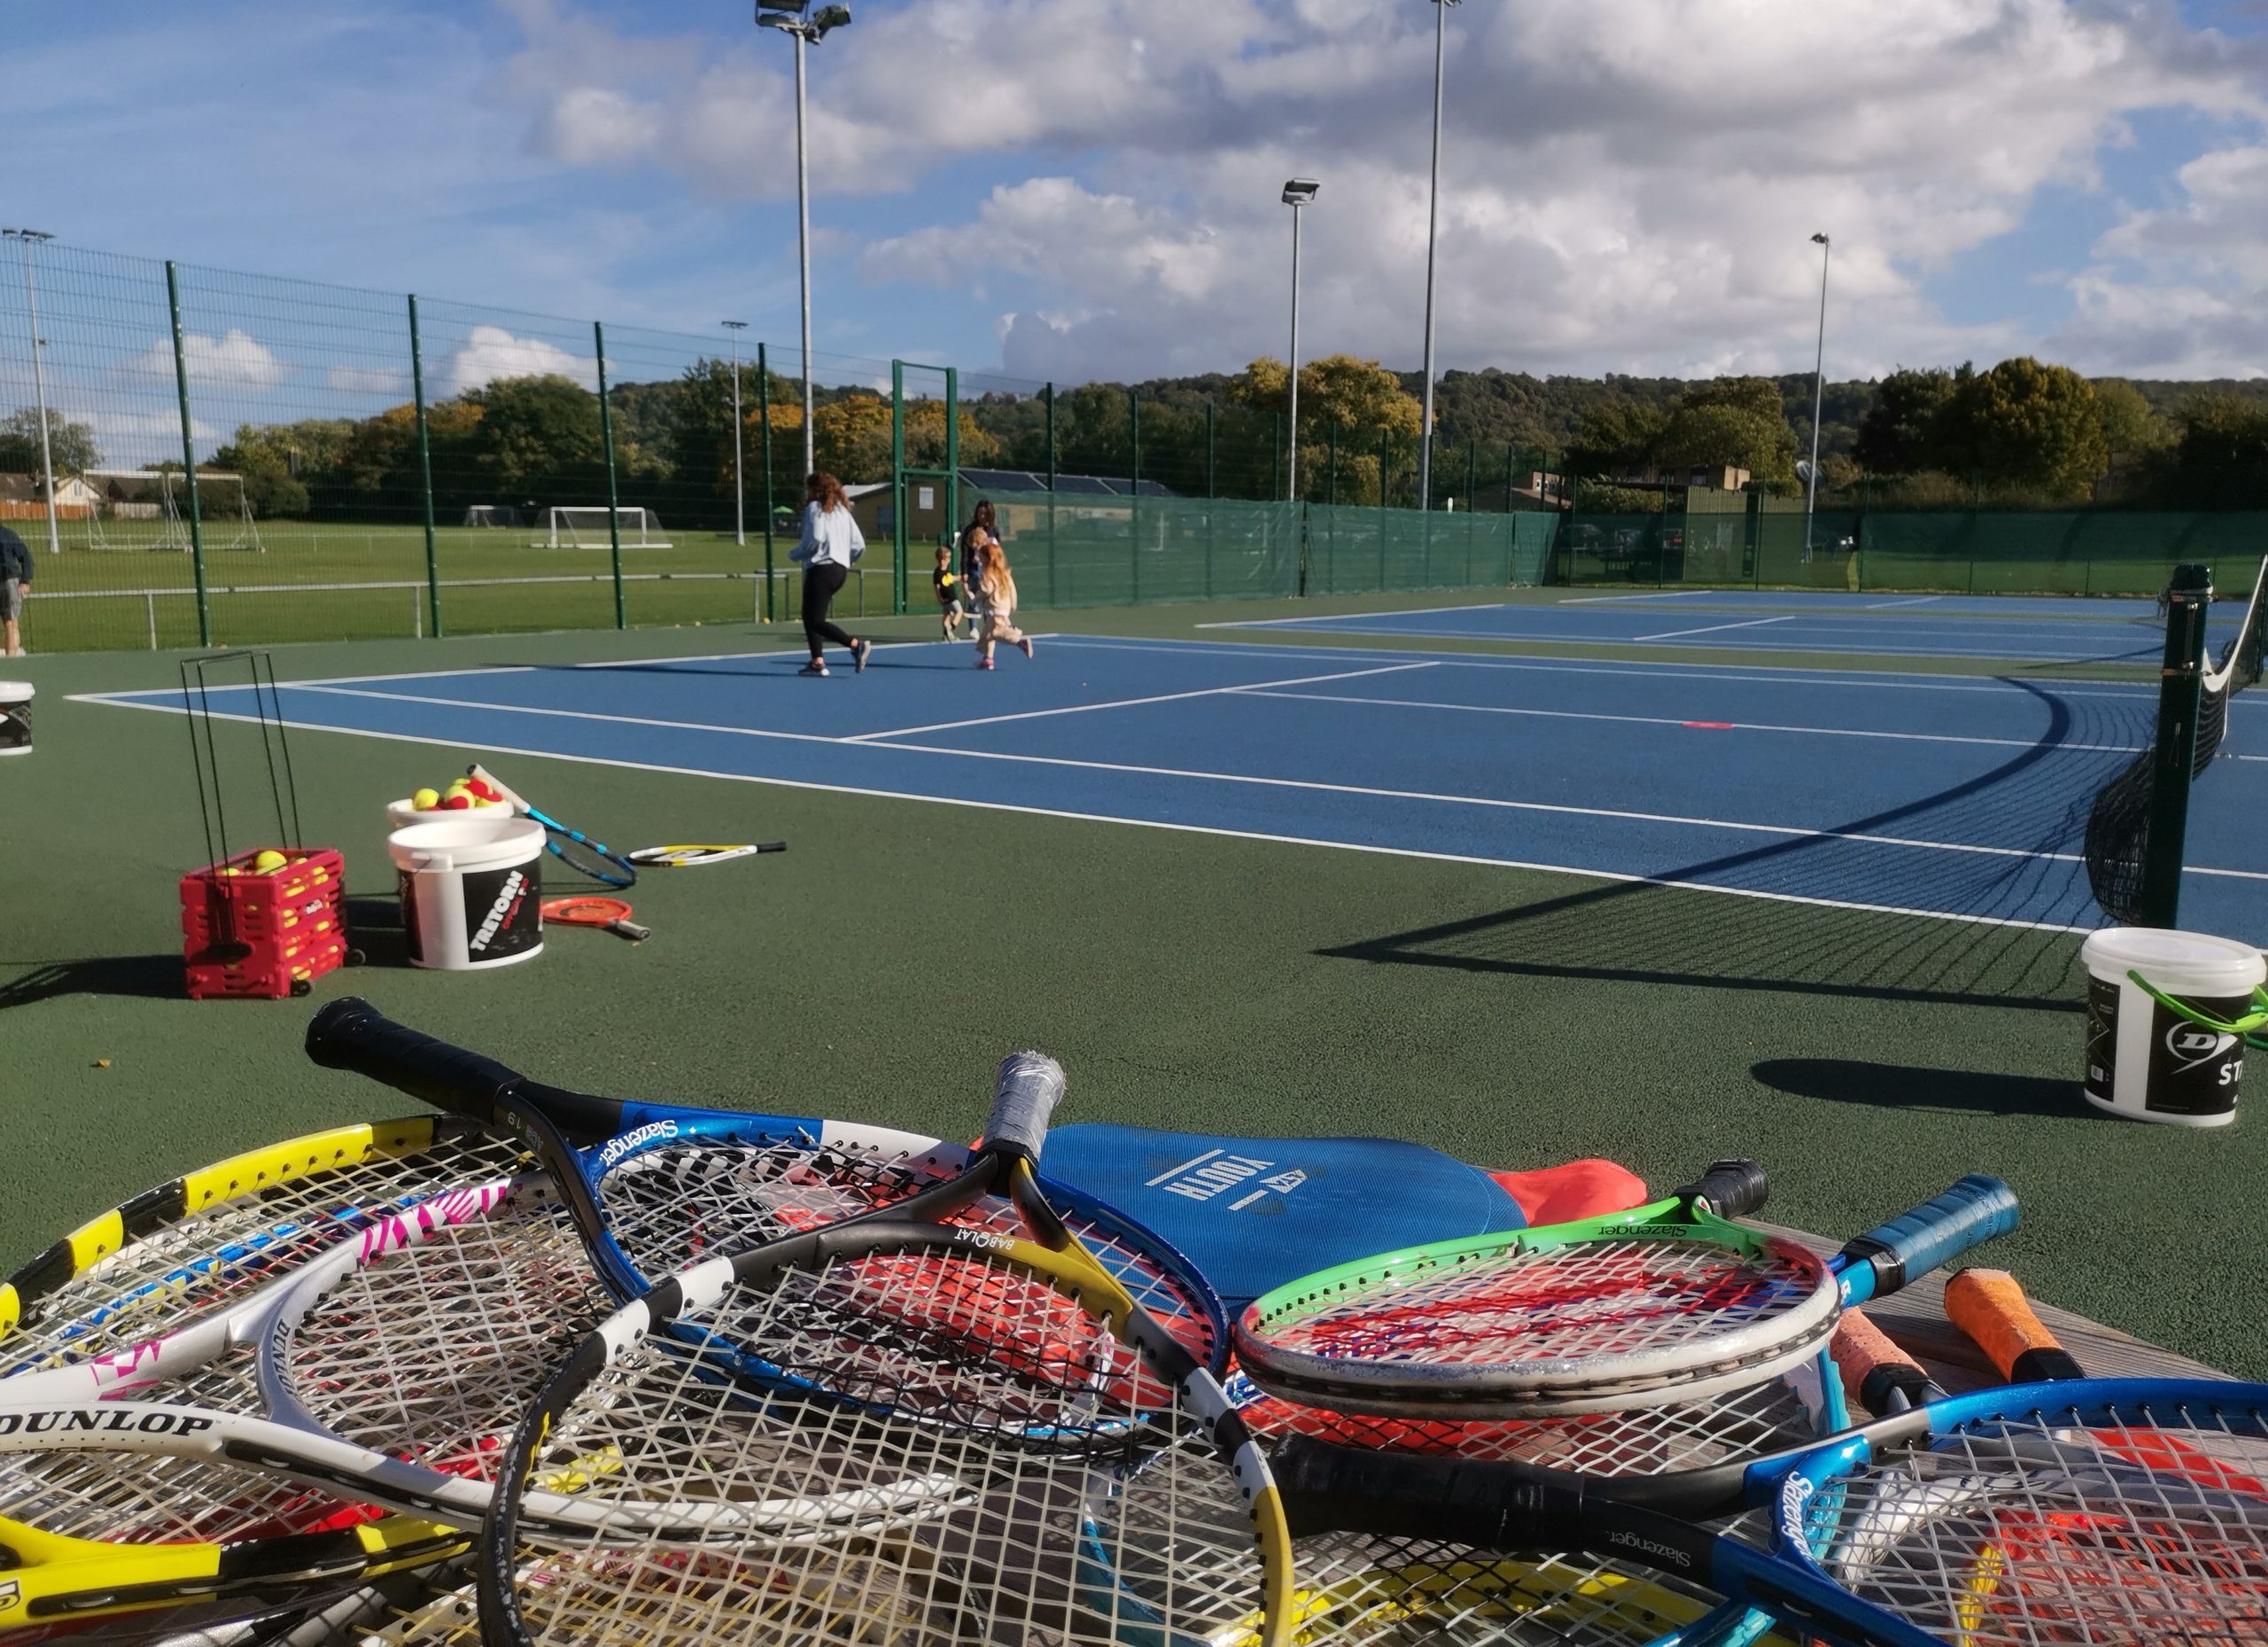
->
<box><xmin>1214</xmin><ymin>588</ymin><xmax>2225</xmax><ymax>664</ymax></box>
<box><xmin>80</xmin><ymin>625</ymin><xmax>2268</xmax><ymax>944</ymax></box>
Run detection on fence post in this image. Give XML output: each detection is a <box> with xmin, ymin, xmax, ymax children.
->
<box><xmin>407</xmin><ymin>295</ymin><xmax>443</xmax><ymax>639</ymax></box>
<box><xmin>1045</xmin><ymin>382</ymin><xmax>1057</xmax><ymax>491</ymax></box>
<box><xmin>1378</xmin><ymin>429</ymin><xmax>1390</xmax><ymax>589</ymax></box>
<box><xmin>759</xmin><ymin>342</ymin><xmax>775</xmax><ymax>622</ymax></box>
<box><xmin>1205</xmin><ymin>402</ymin><xmax>1216</xmax><ymax>498</ymax></box>
<box><xmin>592</xmin><ymin>322</ymin><xmax>626</xmax><ymax>628</ymax></box>
<box><xmin>1271</xmin><ymin>412</ymin><xmax>1282</xmax><ymax>501</ymax></box>
<box><xmin>164</xmin><ymin>261</ymin><xmax>212</xmax><ymax>647</ymax></box>
<box><xmin>890</xmin><ymin>361</ymin><xmax>908</xmax><ymax>613</ymax></box>
<box><xmin>932</xmin><ymin>366</ymin><xmax>958</xmax><ymax>618</ymax></box>
<box><xmin>1129</xmin><ymin>390</ymin><xmax>1142</xmax><ymax>604</ymax></box>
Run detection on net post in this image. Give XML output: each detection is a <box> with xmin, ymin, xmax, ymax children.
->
<box><xmin>593</xmin><ymin>322</ymin><xmax>625</xmax><ymax>629</ymax></box>
<box><xmin>2138</xmin><ymin>563</ymin><xmax>2212</xmax><ymax>927</ymax></box>
<box><xmin>164</xmin><ymin>260</ymin><xmax>212</xmax><ymax>647</ymax></box>
<box><xmin>407</xmin><ymin>294</ymin><xmax>443</xmax><ymax>640</ymax></box>
<box><xmin>890</xmin><ymin>361</ymin><xmax>908</xmax><ymax>606</ymax></box>
<box><xmin>758</xmin><ymin>341</ymin><xmax>775</xmax><ymax>623</ymax></box>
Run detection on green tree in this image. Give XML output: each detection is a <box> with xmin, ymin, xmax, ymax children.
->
<box><xmin>2163</xmin><ymin>394</ymin><xmax>2268</xmax><ymax>509</ymax></box>
<box><xmin>210</xmin><ymin>430</ymin><xmax>309</xmax><ymax>518</ymax></box>
<box><xmin>1565</xmin><ymin>397</ymin><xmax>1666</xmax><ymax>478</ymax></box>
<box><xmin>1232</xmin><ymin>354</ymin><xmax>1422</xmax><ymax>441</ymax></box>
<box><xmin>0</xmin><ymin>407</ymin><xmax>100</xmax><ymax>477</ymax></box>
<box><xmin>1852</xmin><ymin>368</ymin><xmax>1956</xmax><ymax>473</ymax></box>
<box><xmin>1655</xmin><ymin>401</ymin><xmax>1797</xmax><ymax>482</ymax></box>
<box><xmin>2093</xmin><ymin>378</ymin><xmax>2171</xmax><ymax>486</ymax></box>
<box><xmin>1940</xmin><ymin>357</ymin><xmax>2109</xmax><ymax>499</ymax></box>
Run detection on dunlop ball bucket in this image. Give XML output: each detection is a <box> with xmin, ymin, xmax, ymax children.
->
<box><xmin>2082</xmin><ymin>927</ymin><xmax>2264</xmax><ymax>1127</ymax></box>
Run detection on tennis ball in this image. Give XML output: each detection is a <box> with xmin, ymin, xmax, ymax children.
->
<box><xmin>440</xmin><ymin>794</ymin><xmax>471</xmax><ymax>811</ymax></box>
<box><xmin>253</xmin><ymin>851</ymin><xmax>288</xmax><ymax>874</ymax></box>
<box><xmin>413</xmin><ymin>788</ymin><xmax>440</xmax><ymax>811</ymax></box>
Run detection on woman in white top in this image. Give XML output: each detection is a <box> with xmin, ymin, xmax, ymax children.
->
<box><xmin>788</xmin><ymin>470</ymin><xmax>872</xmax><ymax>675</ymax></box>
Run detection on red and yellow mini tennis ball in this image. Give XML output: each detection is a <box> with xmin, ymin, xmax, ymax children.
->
<box><xmin>412</xmin><ymin>787</ymin><xmax>440</xmax><ymax>811</ymax></box>
<box><xmin>440</xmin><ymin>794</ymin><xmax>471</xmax><ymax>811</ymax></box>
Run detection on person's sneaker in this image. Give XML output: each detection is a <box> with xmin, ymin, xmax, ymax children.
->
<box><xmin>976</xmin><ymin>656</ymin><xmax>995</xmax><ymax>670</ymax></box>
<box><xmin>1018</xmin><ymin>635</ymin><xmax>1035</xmax><ymax>659</ymax></box>
<box><xmin>798</xmin><ymin>660</ymin><xmax>828</xmax><ymax>677</ymax></box>
<box><xmin>852</xmin><ymin>639</ymin><xmax>873</xmax><ymax>672</ymax></box>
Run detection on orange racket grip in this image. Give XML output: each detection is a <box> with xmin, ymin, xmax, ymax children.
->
<box><xmin>1944</xmin><ymin>1269</ymin><xmax>2086</xmax><ymax>1384</ymax></box>
<box><xmin>1830</xmin><ymin>1307</ymin><xmax>1940</xmax><ymax>1414</ymax></box>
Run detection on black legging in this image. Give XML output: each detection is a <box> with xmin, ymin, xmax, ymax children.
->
<box><xmin>801</xmin><ymin>562</ymin><xmax>856</xmax><ymax>656</ymax></box>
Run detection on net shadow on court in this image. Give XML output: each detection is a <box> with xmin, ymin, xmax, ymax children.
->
<box><xmin>1321</xmin><ymin>679</ymin><xmax>2160</xmax><ymax>1013</ymax></box>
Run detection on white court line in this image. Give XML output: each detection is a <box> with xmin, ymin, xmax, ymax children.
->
<box><xmin>840</xmin><ymin>662</ymin><xmax>1434</xmax><ymax>742</ymax></box>
<box><xmin>1868</xmin><ymin>596</ymin><xmax>1944</xmax><ymax>610</ymax></box>
<box><xmin>1195</xmin><ymin>602</ymin><xmax>1505</xmax><ymax>630</ymax></box>
<box><xmin>1634</xmin><ymin>616</ymin><xmax>1798</xmax><ymax>641</ymax></box>
<box><xmin>1557</xmin><ymin>592</ymin><xmax>1705</xmax><ymax>605</ymax></box>
<box><xmin>1239</xmin><ymin>688</ymin><xmax>2147</xmax><ymax>755</ymax></box>
<box><xmin>89</xmin><ymin>671</ymin><xmax>2095</xmax><ymax>866</ymax></box>
<box><xmin>1208</xmin><ymin>623</ymin><xmax>2159</xmax><ymax>663</ymax></box>
<box><xmin>76</xmin><ymin>694</ymin><xmax>2117</xmax><ymax>934</ymax></box>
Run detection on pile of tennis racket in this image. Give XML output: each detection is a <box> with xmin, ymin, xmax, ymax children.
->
<box><xmin>0</xmin><ymin>999</ymin><xmax>2259</xmax><ymax>1647</ymax></box>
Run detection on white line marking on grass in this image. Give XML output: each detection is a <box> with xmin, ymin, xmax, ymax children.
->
<box><xmin>1195</xmin><ymin>602</ymin><xmax>1506</xmax><ymax>630</ymax></box>
<box><xmin>840</xmin><ymin>662</ymin><xmax>1436</xmax><ymax>742</ymax></box>
<box><xmin>1631</xmin><ymin>616</ymin><xmax>1800</xmax><ymax>641</ymax></box>
<box><xmin>75</xmin><ymin>694</ymin><xmax>2105</xmax><ymax>936</ymax></box>
<box><xmin>1238</xmin><ymin>688</ymin><xmax>2146</xmax><ymax>755</ymax></box>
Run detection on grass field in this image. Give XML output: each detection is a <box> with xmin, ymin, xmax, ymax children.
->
<box><xmin>4</xmin><ymin>586</ymin><xmax>2263</xmax><ymax>1380</ymax></box>
<box><xmin>19</xmin><ymin>521</ymin><xmax>905</xmax><ymax>651</ymax></box>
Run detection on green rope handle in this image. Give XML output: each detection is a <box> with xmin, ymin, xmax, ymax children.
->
<box><xmin>2123</xmin><ymin>969</ymin><xmax>2268</xmax><ymax>1050</ymax></box>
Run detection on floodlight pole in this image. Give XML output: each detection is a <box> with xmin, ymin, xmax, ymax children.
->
<box><xmin>1806</xmin><ymin>232</ymin><xmax>1830</xmax><ymax>554</ymax></box>
<box><xmin>5</xmin><ymin>229</ymin><xmax>60</xmax><ymax>555</ymax></box>
<box><xmin>1418</xmin><ymin>0</ymin><xmax>1456</xmax><ymax>513</ymax></box>
<box><xmin>792</xmin><ymin>28</ymin><xmax>815</xmax><ymax>477</ymax></box>
<box><xmin>724</xmin><ymin>320</ymin><xmax>749</xmax><ymax>545</ymax></box>
<box><xmin>1282</xmin><ymin>183</ymin><xmax>1317</xmax><ymax>501</ymax></box>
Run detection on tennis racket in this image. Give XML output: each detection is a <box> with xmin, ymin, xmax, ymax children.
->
<box><xmin>478</xmin><ymin>1051</ymin><xmax>1296</xmax><ymax>1647</ymax></box>
<box><xmin>1275</xmin><ymin>1363</ymin><xmax>2268</xmax><ymax>1646</ymax></box>
<box><xmin>1</xmin><ymin>1117</ymin><xmax>530</xmax><ymax>1379</ymax></box>
<box><xmin>538</xmin><ymin>897</ymin><xmax>648</xmax><ymax>942</ymax></box>
<box><xmin>1237</xmin><ymin>1173</ymin><xmax>2018</xmax><ymax>1419</ymax></box>
<box><xmin>302</xmin><ymin>999</ymin><xmax>1227</xmax><ymax>1365</ymax></box>
<box><xmin>0</xmin><ymin>1173</ymin><xmax>610</xmax><ymax>1628</ymax></box>
<box><xmin>466</xmin><ymin>765</ymin><xmax>635</xmax><ymax>889</ymax></box>
<box><xmin>625</xmin><ymin>843</ymin><xmax>786</xmax><ymax>867</ymax></box>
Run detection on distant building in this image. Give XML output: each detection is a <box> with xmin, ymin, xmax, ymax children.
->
<box><xmin>0</xmin><ymin>471</ymin><xmax>98</xmax><ymax>521</ymax></box>
<box><xmin>1604</xmin><ymin>463</ymin><xmax>1751</xmax><ymax>492</ymax></box>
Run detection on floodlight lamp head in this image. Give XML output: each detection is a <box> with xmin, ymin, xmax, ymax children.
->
<box><xmin>1282</xmin><ymin>179</ymin><xmax>1320</xmax><ymax>206</ymax></box>
<box><xmin>722</xmin><ymin>319</ymin><xmax>749</xmax><ymax>330</ymax></box>
<box><xmin>1812</xmin><ymin>232</ymin><xmax>1829</xmax><ymax>245</ymax></box>
<box><xmin>757</xmin><ymin>0</ymin><xmax>810</xmax><ymax>17</ymax></box>
<box><xmin>811</xmin><ymin>4</ymin><xmax>850</xmax><ymax>35</ymax></box>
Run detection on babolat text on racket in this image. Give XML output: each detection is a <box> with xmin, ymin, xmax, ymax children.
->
<box><xmin>477</xmin><ymin>1051</ymin><xmax>1295</xmax><ymax>1647</ymax></box>
<box><xmin>303</xmin><ymin>998</ymin><xmax>1227</xmax><ymax>1366</ymax></box>
<box><xmin>466</xmin><ymin>765</ymin><xmax>636</xmax><ymax>889</ymax></box>
<box><xmin>1237</xmin><ymin>1171</ymin><xmax>2017</xmax><ymax>1418</ymax></box>
<box><xmin>624</xmin><ymin>842</ymin><xmax>786</xmax><ymax>866</ymax></box>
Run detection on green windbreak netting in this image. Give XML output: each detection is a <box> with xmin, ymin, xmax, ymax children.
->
<box><xmin>985</xmin><ymin>492</ymin><xmax>1301</xmax><ymax>609</ymax></box>
<box><xmin>1305</xmin><ymin>506</ymin><xmax>1553</xmax><ymax>596</ymax></box>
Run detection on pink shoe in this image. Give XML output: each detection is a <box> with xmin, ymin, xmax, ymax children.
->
<box><xmin>976</xmin><ymin>656</ymin><xmax>995</xmax><ymax>670</ymax></box>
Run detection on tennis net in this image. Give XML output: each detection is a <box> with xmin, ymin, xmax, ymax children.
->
<box><xmin>2085</xmin><ymin>555</ymin><xmax>2268</xmax><ymax>924</ymax></box>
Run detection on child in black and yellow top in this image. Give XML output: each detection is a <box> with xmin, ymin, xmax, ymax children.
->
<box><xmin>933</xmin><ymin>545</ymin><xmax>967</xmax><ymax>640</ymax></box>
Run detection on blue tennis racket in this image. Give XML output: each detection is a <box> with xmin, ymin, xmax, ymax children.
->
<box><xmin>468</xmin><ymin>764</ymin><xmax>636</xmax><ymax>888</ymax></box>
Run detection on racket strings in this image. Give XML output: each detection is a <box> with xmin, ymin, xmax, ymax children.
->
<box><xmin>1807</xmin><ymin>1402</ymin><xmax>2268</xmax><ymax>1644</ymax></box>
<box><xmin>506</xmin><ymin>1250</ymin><xmax>1270</xmax><ymax>1646</ymax></box>
<box><xmin>277</xmin><ymin>1190</ymin><xmax>610</xmax><ymax>1479</ymax></box>
<box><xmin>3</xmin><ymin>1128</ymin><xmax>530</xmax><ymax>1376</ymax></box>
<box><xmin>1258</xmin><ymin>1238</ymin><xmax>1825</xmax><ymax>1372</ymax></box>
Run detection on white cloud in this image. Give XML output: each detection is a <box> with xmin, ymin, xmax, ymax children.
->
<box><xmin>130</xmin><ymin>330</ymin><xmax>289</xmax><ymax>392</ymax></box>
<box><xmin>328</xmin><ymin>364</ymin><xmax>410</xmax><ymax>397</ymax></box>
<box><xmin>443</xmin><ymin>325</ymin><xmax>597</xmax><ymax>394</ymax></box>
<box><xmin>495</xmin><ymin>0</ymin><xmax>2268</xmax><ymax>380</ymax></box>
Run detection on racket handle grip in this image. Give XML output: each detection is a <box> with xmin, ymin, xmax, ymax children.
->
<box><xmin>1837</xmin><ymin>1175</ymin><xmax>2017</xmax><ymax>1305</ymax></box>
<box><xmin>305</xmin><ymin>998</ymin><xmax>624</xmax><ymax>1143</ymax></box>
<box><xmin>1830</xmin><ymin>1307</ymin><xmax>1944</xmax><ymax>1415</ymax></box>
<box><xmin>1673</xmin><ymin>1159</ymin><xmax>1768</xmax><ymax>1219</ymax></box>
<box><xmin>1945</xmin><ymin>1268</ymin><xmax>2087</xmax><ymax>1384</ymax></box>
<box><xmin>983</xmin><ymin>1050</ymin><xmax>1066</xmax><ymax>1161</ymax></box>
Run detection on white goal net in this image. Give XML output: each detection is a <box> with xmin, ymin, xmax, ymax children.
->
<box><xmin>83</xmin><ymin>470</ymin><xmax>265</xmax><ymax>554</ymax></box>
<box><xmin>535</xmin><ymin>506</ymin><xmax>670</xmax><ymax>549</ymax></box>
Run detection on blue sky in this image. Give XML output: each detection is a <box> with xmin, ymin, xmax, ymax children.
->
<box><xmin>10</xmin><ymin>0</ymin><xmax>2268</xmax><ymax>392</ymax></box>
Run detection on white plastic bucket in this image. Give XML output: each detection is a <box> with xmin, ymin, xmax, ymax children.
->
<box><xmin>2081</xmin><ymin>928</ymin><xmax>2264</xmax><ymax>1126</ymax></box>
<box><xmin>387</xmin><ymin>816</ymin><xmax>545</xmax><ymax>971</ymax></box>
<box><xmin>0</xmin><ymin>682</ymin><xmax>31</xmax><ymax>757</ymax></box>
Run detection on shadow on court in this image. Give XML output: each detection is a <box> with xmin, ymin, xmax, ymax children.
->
<box><xmin>1317</xmin><ymin>676</ymin><xmax>2147</xmax><ymax>1013</ymax></box>
<box><xmin>0</xmin><ymin>956</ymin><xmax>184</xmax><ymax>1012</ymax></box>
<box><xmin>1751</xmin><ymin>1058</ymin><xmax>2083</xmax><ymax>1118</ymax></box>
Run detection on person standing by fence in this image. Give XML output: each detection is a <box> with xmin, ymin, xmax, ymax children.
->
<box><xmin>788</xmin><ymin>471</ymin><xmax>873</xmax><ymax>676</ymax></box>
<box><xmin>0</xmin><ymin>523</ymin><xmax>32</xmax><ymax>658</ymax></box>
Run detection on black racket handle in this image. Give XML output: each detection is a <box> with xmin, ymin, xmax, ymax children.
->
<box><xmin>305</xmin><ymin>998</ymin><xmax>626</xmax><ymax>1142</ymax></box>
<box><xmin>1672</xmin><ymin>1159</ymin><xmax>1769</xmax><ymax>1219</ymax></box>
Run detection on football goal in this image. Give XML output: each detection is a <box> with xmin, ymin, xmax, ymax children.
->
<box><xmin>83</xmin><ymin>470</ymin><xmax>265</xmax><ymax>554</ymax></box>
<box><xmin>532</xmin><ymin>506</ymin><xmax>670</xmax><ymax>549</ymax></box>
<box><xmin>462</xmin><ymin>504</ymin><xmax>524</xmax><ymax>529</ymax></box>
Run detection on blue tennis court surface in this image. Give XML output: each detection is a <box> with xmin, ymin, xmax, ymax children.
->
<box><xmin>82</xmin><ymin>631</ymin><xmax>2268</xmax><ymax>944</ymax></box>
<box><xmin>1212</xmin><ymin>591</ymin><xmax>2220</xmax><ymax>664</ymax></box>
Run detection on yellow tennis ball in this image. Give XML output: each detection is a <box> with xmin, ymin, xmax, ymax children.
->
<box><xmin>413</xmin><ymin>788</ymin><xmax>440</xmax><ymax>810</ymax></box>
<box><xmin>253</xmin><ymin>851</ymin><xmax>288</xmax><ymax>874</ymax></box>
